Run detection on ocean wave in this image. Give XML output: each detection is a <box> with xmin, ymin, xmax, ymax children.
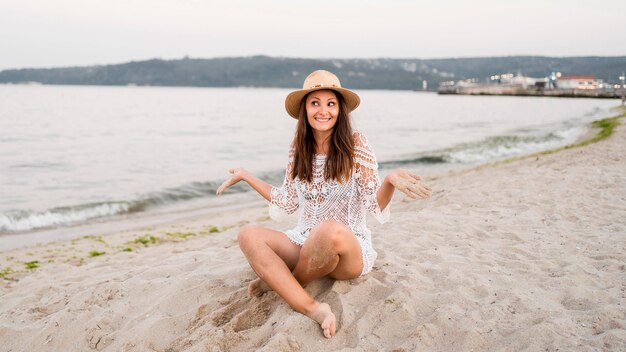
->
<box><xmin>0</xmin><ymin>173</ymin><xmax>284</xmax><ymax>233</ymax></box>
<box><xmin>0</xmin><ymin>202</ymin><xmax>131</xmax><ymax>232</ymax></box>
<box><xmin>446</xmin><ymin>133</ymin><xmax>561</xmax><ymax>163</ymax></box>
<box><xmin>380</xmin><ymin>124</ymin><xmax>587</xmax><ymax>168</ymax></box>
<box><xmin>379</xmin><ymin>155</ymin><xmax>447</xmax><ymax>168</ymax></box>
<box><xmin>0</xmin><ymin>123</ymin><xmax>587</xmax><ymax>233</ymax></box>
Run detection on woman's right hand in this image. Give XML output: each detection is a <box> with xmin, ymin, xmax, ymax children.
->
<box><xmin>216</xmin><ymin>168</ymin><xmax>249</xmax><ymax>196</ymax></box>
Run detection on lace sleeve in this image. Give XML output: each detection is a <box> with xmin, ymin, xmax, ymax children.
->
<box><xmin>269</xmin><ymin>148</ymin><xmax>299</xmax><ymax>220</ymax></box>
<box><xmin>354</xmin><ymin>131</ymin><xmax>390</xmax><ymax>224</ymax></box>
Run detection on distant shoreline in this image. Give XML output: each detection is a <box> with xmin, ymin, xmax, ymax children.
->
<box><xmin>439</xmin><ymin>90</ymin><xmax>621</xmax><ymax>99</ymax></box>
<box><xmin>1</xmin><ymin>55</ymin><xmax>625</xmax><ymax>91</ymax></box>
<box><xmin>438</xmin><ymin>87</ymin><xmax>622</xmax><ymax>99</ymax></box>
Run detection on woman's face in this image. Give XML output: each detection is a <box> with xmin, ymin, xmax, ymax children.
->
<box><xmin>305</xmin><ymin>90</ymin><xmax>339</xmax><ymax>134</ymax></box>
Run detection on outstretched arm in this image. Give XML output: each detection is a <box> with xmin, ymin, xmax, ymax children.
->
<box><xmin>216</xmin><ymin>168</ymin><xmax>272</xmax><ymax>201</ymax></box>
<box><xmin>353</xmin><ymin>131</ymin><xmax>431</xmax><ymax>216</ymax></box>
<box><xmin>217</xmin><ymin>150</ymin><xmax>300</xmax><ymax>217</ymax></box>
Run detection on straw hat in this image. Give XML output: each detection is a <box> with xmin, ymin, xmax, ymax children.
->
<box><xmin>285</xmin><ymin>70</ymin><xmax>360</xmax><ymax>119</ymax></box>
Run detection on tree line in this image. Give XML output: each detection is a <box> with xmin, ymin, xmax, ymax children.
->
<box><xmin>1</xmin><ymin>55</ymin><xmax>624</xmax><ymax>90</ymax></box>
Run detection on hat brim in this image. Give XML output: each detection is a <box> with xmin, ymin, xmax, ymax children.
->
<box><xmin>285</xmin><ymin>87</ymin><xmax>360</xmax><ymax>119</ymax></box>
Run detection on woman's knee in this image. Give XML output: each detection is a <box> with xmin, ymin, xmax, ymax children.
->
<box><xmin>237</xmin><ymin>225</ymin><xmax>261</xmax><ymax>250</ymax></box>
<box><xmin>311</xmin><ymin>221</ymin><xmax>350</xmax><ymax>248</ymax></box>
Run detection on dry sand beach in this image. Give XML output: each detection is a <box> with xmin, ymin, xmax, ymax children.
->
<box><xmin>1</xmin><ymin>110</ymin><xmax>625</xmax><ymax>351</ymax></box>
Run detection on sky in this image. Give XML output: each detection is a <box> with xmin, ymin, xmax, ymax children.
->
<box><xmin>1</xmin><ymin>0</ymin><xmax>625</xmax><ymax>70</ymax></box>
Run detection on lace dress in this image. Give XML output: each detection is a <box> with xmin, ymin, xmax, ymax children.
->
<box><xmin>269</xmin><ymin>131</ymin><xmax>390</xmax><ymax>275</ymax></box>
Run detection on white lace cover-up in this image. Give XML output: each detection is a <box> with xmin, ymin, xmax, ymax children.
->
<box><xmin>269</xmin><ymin>131</ymin><xmax>390</xmax><ymax>275</ymax></box>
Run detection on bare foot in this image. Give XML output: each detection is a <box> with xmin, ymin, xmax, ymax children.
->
<box><xmin>307</xmin><ymin>302</ymin><xmax>336</xmax><ymax>338</ymax></box>
<box><xmin>247</xmin><ymin>278</ymin><xmax>271</xmax><ymax>297</ymax></box>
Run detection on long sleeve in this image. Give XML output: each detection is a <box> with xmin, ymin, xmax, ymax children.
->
<box><xmin>354</xmin><ymin>131</ymin><xmax>390</xmax><ymax>224</ymax></box>
<box><xmin>269</xmin><ymin>148</ymin><xmax>300</xmax><ymax>220</ymax></box>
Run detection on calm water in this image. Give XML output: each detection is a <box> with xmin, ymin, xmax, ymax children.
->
<box><xmin>0</xmin><ymin>84</ymin><xmax>618</xmax><ymax>233</ymax></box>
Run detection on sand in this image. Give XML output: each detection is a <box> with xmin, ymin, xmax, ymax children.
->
<box><xmin>1</xmin><ymin>116</ymin><xmax>625</xmax><ymax>351</ymax></box>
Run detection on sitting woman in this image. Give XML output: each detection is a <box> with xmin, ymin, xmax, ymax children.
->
<box><xmin>216</xmin><ymin>70</ymin><xmax>431</xmax><ymax>338</ymax></box>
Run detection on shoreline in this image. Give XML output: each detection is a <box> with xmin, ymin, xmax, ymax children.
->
<box><xmin>0</xmin><ymin>108</ymin><xmax>622</xmax><ymax>267</ymax></box>
<box><xmin>1</xmin><ymin>107</ymin><xmax>625</xmax><ymax>351</ymax></box>
<box><xmin>1</xmin><ymin>106</ymin><xmax>615</xmax><ymax>245</ymax></box>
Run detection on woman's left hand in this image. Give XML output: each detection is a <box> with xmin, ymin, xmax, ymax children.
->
<box><xmin>387</xmin><ymin>168</ymin><xmax>431</xmax><ymax>200</ymax></box>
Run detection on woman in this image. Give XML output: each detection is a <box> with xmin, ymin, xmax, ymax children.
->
<box><xmin>216</xmin><ymin>70</ymin><xmax>431</xmax><ymax>338</ymax></box>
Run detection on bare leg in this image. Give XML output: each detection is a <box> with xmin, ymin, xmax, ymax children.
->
<box><xmin>294</xmin><ymin>220</ymin><xmax>364</xmax><ymax>285</ymax></box>
<box><xmin>292</xmin><ymin>221</ymin><xmax>364</xmax><ymax>337</ymax></box>
<box><xmin>238</xmin><ymin>225</ymin><xmax>329</xmax><ymax>335</ymax></box>
<box><xmin>238</xmin><ymin>225</ymin><xmax>300</xmax><ymax>297</ymax></box>
<box><xmin>237</xmin><ymin>221</ymin><xmax>363</xmax><ymax>338</ymax></box>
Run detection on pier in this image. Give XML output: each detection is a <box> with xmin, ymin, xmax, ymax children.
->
<box><xmin>438</xmin><ymin>73</ymin><xmax>625</xmax><ymax>99</ymax></box>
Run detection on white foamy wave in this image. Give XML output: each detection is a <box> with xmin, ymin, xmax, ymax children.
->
<box><xmin>447</xmin><ymin>132</ymin><xmax>571</xmax><ymax>164</ymax></box>
<box><xmin>553</xmin><ymin>125</ymin><xmax>587</xmax><ymax>144</ymax></box>
<box><xmin>0</xmin><ymin>202</ymin><xmax>130</xmax><ymax>232</ymax></box>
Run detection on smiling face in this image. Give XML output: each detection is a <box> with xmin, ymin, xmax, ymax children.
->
<box><xmin>305</xmin><ymin>90</ymin><xmax>339</xmax><ymax>135</ymax></box>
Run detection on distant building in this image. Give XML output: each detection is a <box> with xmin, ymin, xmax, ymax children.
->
<box><xmin>437</xmin><ymin>71</ymin><xmax>618</xmax><ymax>98</ymax></box>
<box><xmin>504</xmin><ymin>74</ymin><xmax>541</xmax><ymax>89</ymax></box>
<box><xmin>490</xmin><ymin>73</ymin><xmax>543</xmax><ymax>89</ymax></box>
<box><xmin>557</xmin><ymin>76</ymin><xmax>603</xmax><ymax>90</ymax></box>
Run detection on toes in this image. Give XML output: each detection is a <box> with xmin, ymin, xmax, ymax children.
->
<box><xmin>247</xmin><ymin>282</ymin><xmax>257</xmax><ymax>297</ymax></box>
<box><xmin>321</xmin><ymin>313</ymin><xmax>336</xmax><ymax>338</ymax></box>
<box><xmin>322</xmin><ymin>322</ymin><xmax>332</xmax><ymax>338</ymax></box>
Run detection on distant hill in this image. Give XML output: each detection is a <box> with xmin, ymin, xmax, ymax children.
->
<box><xmin>1</xmin><ymin>55</ymin><xmax>624</xmax><ymax>91</ymax></box>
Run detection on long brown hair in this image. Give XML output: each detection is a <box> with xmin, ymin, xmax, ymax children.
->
<box><xmin>291</xmin><ymin>90</ymin><xmax>355</xmax><ymax>183</ymax></box>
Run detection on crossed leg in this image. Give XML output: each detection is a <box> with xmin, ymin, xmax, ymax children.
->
<box><xmin>237</xmin><ymin>220</ymin><xmax>363</xmax><ymax>338</ymax></box>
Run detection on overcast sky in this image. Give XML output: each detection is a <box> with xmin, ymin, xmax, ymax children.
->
<box><xmin>1</xmin><ymin>0</ymin><xmax>625</xmax><ymax>70</ymax></box>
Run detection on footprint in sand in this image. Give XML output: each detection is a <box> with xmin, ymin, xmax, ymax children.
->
<box><xmin>84</xmin><ymin>285</ymin><xmax>123</xmax><ymax>307</ymax></box>
<box><xmin>210</xmin><ymin>292</ymin><xmax>249</xmax><ymax>327</ymax></box>
<box><xmin>258</xmin><ymin>332</ymin><xmax>302</xmax><ymax>351</ymax></box>
<box><xmin>560</xmin><ymin>295</ymin><xmax>596</xmax><ymax>311</ymax></box>
<box><xmin>28</xmin><ymin>295</ymin><xmax>68</xmax><ymax>317</ymax></box>
<box><xmin>86</xmin><ymin>320</ymin><xmax>115</xmax><ymax>351</ymax></box>
<box><xmin>209</xmin><ymin>290</ymin><xmax>275</xmax><ymax>332</ymax></box>
<box><xmin>231</xmin><ymin>297</ymin><xmax>275</xmax><ymax>332</ymax></box>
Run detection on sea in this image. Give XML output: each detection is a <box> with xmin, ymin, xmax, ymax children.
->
<box><xmin>0</xmin><ymin>84</ymin><xmax>619</xmax><ymax>244</ymax></box>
